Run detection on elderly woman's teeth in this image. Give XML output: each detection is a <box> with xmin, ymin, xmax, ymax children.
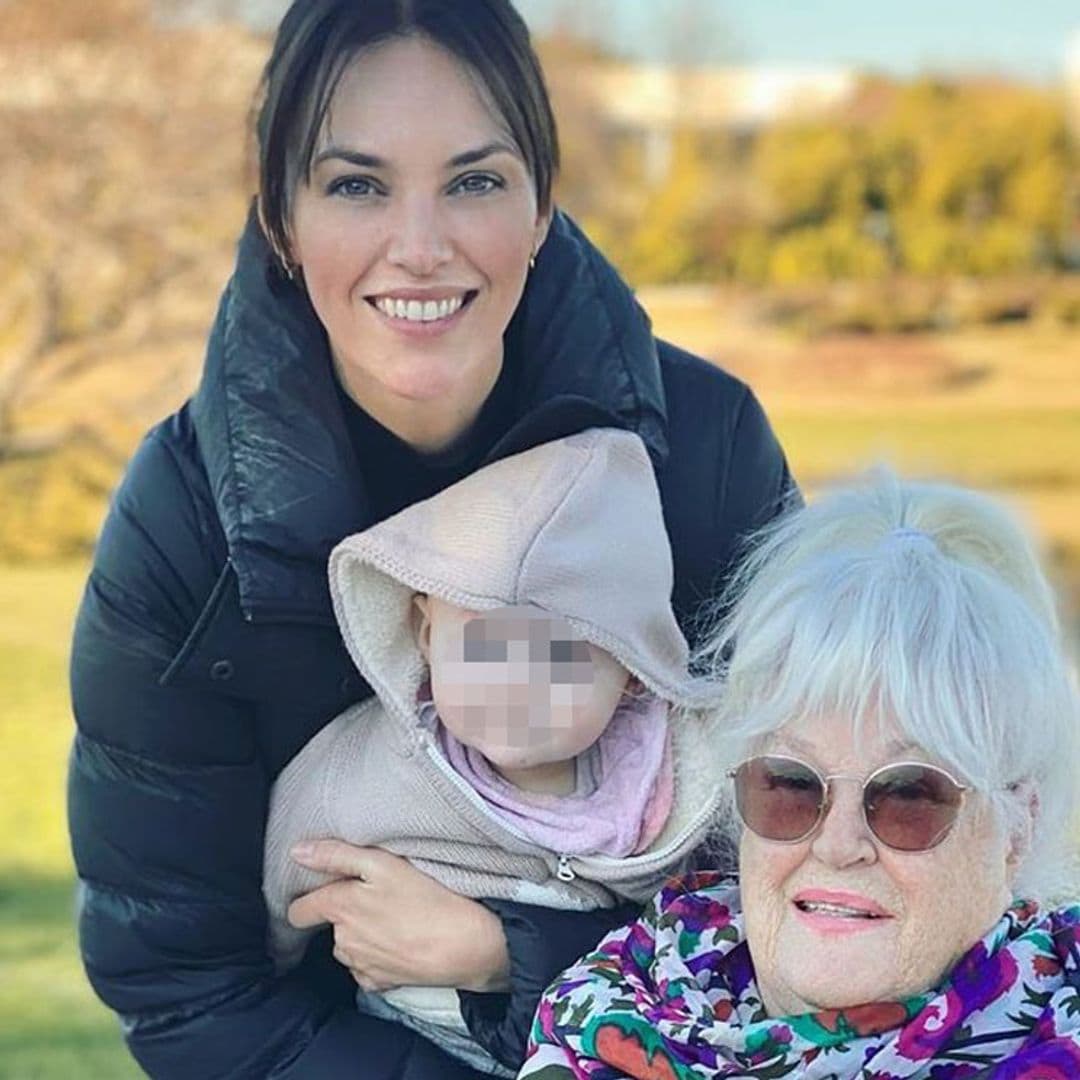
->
<box><xmin>796</xmin><ymin>901</ymin><xmax>879</xmax><ymax>918</ymax></box>
<box><xmin>374</xmin><ymin>296</ymin><xmax>465</xmax><ymax>321</ymax></box>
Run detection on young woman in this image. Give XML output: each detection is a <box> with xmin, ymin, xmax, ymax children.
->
<box><xmin>67</xmin><ymin>2</ymin><xmax>793</xmax><ymax>1077</ymax></box>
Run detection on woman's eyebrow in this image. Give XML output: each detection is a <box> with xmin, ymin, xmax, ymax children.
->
<box><xmin>311</xmin><ymin>141</ymin><xmax>518</xmax><ymax>171</ymax></box>
<box><xmin>770</xmin><ymin>732</ymin><xmax>919</xmax><ymax>761</ymax></box>
<box><xmin>769</xmin><ymin>733</ymin><xmax>818</xmax><ymax>757</ymax></box>
<box><xmin>448</xmin><ymin>140</ymin><xmax>519</xmax><ymax>167</ymax></box>
<box><xmin>312</xmin><ymin>146</ymin><xmax>384</xmax><ymax>168</ymax></box>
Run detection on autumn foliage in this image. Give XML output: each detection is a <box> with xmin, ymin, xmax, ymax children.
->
<box><xmin>1</xmin><ymin>0</ymin><xmax>1078</xmax><ymax>558</ymax></box>
<box><xmin>551</xmin><ymin>71</ymin><xmax>1080</xmax><ymax>287</ymax></box>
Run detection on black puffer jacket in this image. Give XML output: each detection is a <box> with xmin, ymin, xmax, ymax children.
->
<box><xmin>68</xmin><ymin>209</ymin><xmax>795</xmax><ymax>1078</ymax></box>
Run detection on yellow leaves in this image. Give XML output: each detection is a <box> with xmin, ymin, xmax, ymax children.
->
<box><xmin>567</xmin><ymin>71</ymin><xmax>1077</xmax><ymax>285</ymax></box>
<box><xmin>767</xmin><ymin>222</ymin><xmax>890</xmax><ymax>286</ymax></box>
<box><xmin>1005</xmin><ymin>158</ymin><xmax>1071</xmax><ymax>236</ymax></box>
<box><xmin>753</xmin><ymin>122</ymin><xmax>866</xmax><ymax>227</ymax></box>
<box><xmin>0</xmin><ymin>447</ymin><xmax>112</xmax><ymax>560</ymax></box>
<box><xmin>592</xmin><ymin>129</ymin><xmax>724</xmax><ymax>285</ymax></box>
<box><xmin>895</xmin><ymin>215</ymin><xmax>1038</xmax><ymax>278</ymax></box>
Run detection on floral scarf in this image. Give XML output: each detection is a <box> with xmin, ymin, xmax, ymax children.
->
<box><xmin>520</xmin><ymin>872</ymin><xmax>1080</xmax><ymax>1080</ymax></box>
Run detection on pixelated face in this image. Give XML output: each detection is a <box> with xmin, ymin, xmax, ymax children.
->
<box><xmin>414</xmin><ymin>598</ymin><xmax>630</xmax><ymax>769</ymax></box>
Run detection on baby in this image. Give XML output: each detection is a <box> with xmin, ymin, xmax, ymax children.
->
<box><xmin>262</xmin><ymin>428</ymin><xmax>720</xmax><ymax>1075</ymax></box>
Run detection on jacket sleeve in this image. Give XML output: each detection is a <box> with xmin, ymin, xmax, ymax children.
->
<box><xmin>719</xmin><ymin>376</ymin><xmax>800</xmax><ymax>547</ymax></box>
<box><xmin>68</xmin><ymin>427</ymin><xmax>482</xmax><ymax>1080</ymax></box>
<box><xmin>457</xmin><ymin>898</ymin><xmax>641</xmax><ymax>1070</ymax></box>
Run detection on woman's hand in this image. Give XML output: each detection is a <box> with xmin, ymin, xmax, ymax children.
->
<box><xmin>287</xmin><ymin>840</ymin><xmax>511</xmax><ymax>994</ymax></box>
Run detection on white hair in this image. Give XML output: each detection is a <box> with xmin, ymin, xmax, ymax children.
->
<box><xmin>698</xmin><ymin>469</ymin><xmax>1080</xmax><ymax>901</ymax></box>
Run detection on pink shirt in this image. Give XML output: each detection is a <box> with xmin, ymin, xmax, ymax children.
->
<box><xmin>432</xmin><ymin>694</ymin><xmax>674</xmax><ymax>858</ymax></box>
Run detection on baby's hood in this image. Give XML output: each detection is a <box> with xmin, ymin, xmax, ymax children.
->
<box><xmin>329</xmin><ymin>428</ymin><xmax>711</xmax><ymax>728</ymax></box>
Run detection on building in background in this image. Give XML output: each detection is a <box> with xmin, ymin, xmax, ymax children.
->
<box><xmin>583</xmin><ymin>63</ymin><xmax>857</xmax><ymax>183</ymax></box>
<box><xmin>1067</xmin><ymin>29</ymin><xmax>1080</xmax><ymax>136</ymax></box>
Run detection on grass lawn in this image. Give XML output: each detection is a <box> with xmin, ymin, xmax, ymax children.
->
<box><xmin>0</xmin><ymin>562</ymin><xmax>140</xmax><ymax>1079</ymax></box>
<box><xmin>772</xmin><ymin>407</ymin><xmax>1080</xmax><ymax>491</ymax></box>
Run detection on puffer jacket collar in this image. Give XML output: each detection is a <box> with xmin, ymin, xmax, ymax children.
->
<box><xmin>191</xmin><ymin>206</ymin><xmax>668</xmax><ymax>623</ymax></box>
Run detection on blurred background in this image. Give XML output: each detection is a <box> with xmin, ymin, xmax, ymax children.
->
<box><xmin>1</xmin><ymin>0</ymin><xmax>1077</xmax><ymax>1074</ymax></box>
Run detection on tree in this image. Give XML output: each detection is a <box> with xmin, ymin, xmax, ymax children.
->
<box><xmin>0</xmin><ymin>0</ymin><xmax>148</xmax><ymax>42</ymax></box>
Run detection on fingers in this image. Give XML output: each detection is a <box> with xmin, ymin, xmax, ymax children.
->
<box><xmin>352</xmin><ymin>967</ymin><xmax>399</xmax><ymax>993</ymax></box>
<box><xmin>287</xmin><ymin>841</ymin><xmax>383</xmax><ymax>928</ymax></box>
<box><xmin>287</xmin><ymin>878</ymin><xmax>357</xmax><ymax>928</ymax></box>
<box><xmin>334</xmin><ymin>943</ymin><xmax>395</xmax><ymax>993</ymax></box>
<box><xmin>290</xmin><ymin>838</ymin><xmax>378</xmax><ymax>879</ymax></box>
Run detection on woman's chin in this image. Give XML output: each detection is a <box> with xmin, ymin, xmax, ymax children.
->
<box><xmin>339</xmin><ymin>347</ymin><xmax>480</xmax><ymax>407</ymax></box>
<box><xmin>777</xmin><ymin>926</ymin><xmax>903</xmax><ymax>1010</ymax></box>
<box><xmin>380</xmin><ymin>366</ymin><xmax>465</xmax><ymax>404</ymax></box>
<box><xmin>781</xmin><ymin>972</ymin><xmax>899</xmax><ymax>1014</ymax></box>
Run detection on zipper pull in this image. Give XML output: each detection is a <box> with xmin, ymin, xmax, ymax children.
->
<box><xmin>556</xmin><ymin>854</ymin><xmax>576</xmax><ymax>882</ymax></box>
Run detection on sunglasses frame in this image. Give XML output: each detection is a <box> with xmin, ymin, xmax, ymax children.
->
<box><xmin>728</xmin><ymin>753</ymin><xmax>970</xmax><ymax>853</ymax></box>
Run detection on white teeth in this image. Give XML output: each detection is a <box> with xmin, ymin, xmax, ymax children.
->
<box><xmin>375</xmin><ymin>295</ymin><xmax>466</xmax><ymax>322</ymax></box>
<box><xmin>798</xmin><ymin>901</ymin><xmax>878</xmax><ymax>918</ymax></box>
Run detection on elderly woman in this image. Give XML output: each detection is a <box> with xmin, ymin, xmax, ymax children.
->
<box><xmin>66</xmin><ymin>1</ymin><xmax>792</xmax><ymax>1077</ymax></box>
<box><xmin>521</xmin><ymin>473</ymin><xmax>1080</xmax><ymax>1079</ymax></box>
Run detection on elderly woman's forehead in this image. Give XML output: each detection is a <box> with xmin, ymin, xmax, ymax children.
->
<box><xmin>763</xmin><ymin>721</ymin><xmax>926</xmax><ymax>764</ymax></box>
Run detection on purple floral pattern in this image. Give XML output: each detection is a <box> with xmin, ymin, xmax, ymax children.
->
<box><xmin>519</xmin><ymin>872</ymin><xmax>1080</xmax><ymax>1079</ymax></box>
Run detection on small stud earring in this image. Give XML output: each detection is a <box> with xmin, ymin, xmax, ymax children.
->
<box><xmin>529</xmin><ymin>252</ymin><xmax>537</xmax><ymax>271</ymax></box>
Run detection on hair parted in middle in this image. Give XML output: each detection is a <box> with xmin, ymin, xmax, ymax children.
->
<box><xmin>254</xmin><ymin>0</ymin><xmax>560</xmax><ymax>269</ymax></box>
<box><xmin>697</xmin><ymin>467</ymin><xmax>1080</xmax><ymax>899</ymax></box>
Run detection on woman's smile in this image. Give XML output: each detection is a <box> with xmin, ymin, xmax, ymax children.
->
<box><xmin>364</xmin><ymin>287</ymin><xmax>479</xmax><ymax>337</ymax></box>
<box><xmin>791</xmin><ymin>888</ymin><xmax>894</xmax><ymax>935</ymax></box>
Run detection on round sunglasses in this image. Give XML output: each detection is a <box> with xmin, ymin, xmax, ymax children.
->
<box><xmin>729</xmin><ymin>754</ymin><xmax>969</xmax><ymax>853</ymax></box>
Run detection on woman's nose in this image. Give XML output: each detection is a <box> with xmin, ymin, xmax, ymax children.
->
<box><xmin>385</xmin><ymin>195</ymin><xmax>454</xmax><ymax>277</ymax></box>
<box><xmin>809</xmin><ymin>780</ymin><xmax>878</xmax><ymax>868</ymax></box>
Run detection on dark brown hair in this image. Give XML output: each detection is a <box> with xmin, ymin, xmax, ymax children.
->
<box><xmin>255</xmin><ymin>0</ymin><xmax>559</xmax><ymax>268</ymax></box>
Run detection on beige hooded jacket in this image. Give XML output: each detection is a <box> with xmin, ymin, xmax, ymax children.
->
<box><xmin>262</xmin><ymin>428</ymin><xmax>723</xmax><ymax>990</ymax></box>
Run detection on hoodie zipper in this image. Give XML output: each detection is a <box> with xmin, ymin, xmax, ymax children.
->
<box><xmin>427</xmin><ymin>750</ymin><xmax>578</xmax><ymax>884</ymax></box>
<box><xmin>416</xmin><ymin>728</ymin><xmax>719</xmax><ymax>886</ymax></box>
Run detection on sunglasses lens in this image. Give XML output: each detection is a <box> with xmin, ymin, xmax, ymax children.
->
<box><xmin>865</xmin><ymin>764</ymin><xmax>964</xmax><ymax>851</ymax></box>
<box><xmin>734</xmin><ymin>756</ymin><xmax>824</xmax><ymax>842</ymax></box>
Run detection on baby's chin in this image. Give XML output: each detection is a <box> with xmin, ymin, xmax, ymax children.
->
<box><xmin>474</xmin><ymin>741</ymin><xmax>568</xmax><ymax>771</ymax></box>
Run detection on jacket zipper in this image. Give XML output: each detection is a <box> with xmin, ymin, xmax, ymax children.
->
<box><xmin>416</xmin><ymin>729</ymin><xmax>719</xmax><ymax>886</ymax></box>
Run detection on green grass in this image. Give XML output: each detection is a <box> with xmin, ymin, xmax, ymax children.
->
<box><xmin>0</xmin><ymin>562</ymin><xmax>140</xmax><ymax>1079</ymax></box>
<box><xmin>773</xmin><ymin>408</ymin><xmax>1080</xmax><ymax>491</ymax></box>
<box><xmin>0</xmin><ymin>876</ymin><xmax>141</xmax><ymax>1079</ymax></box>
